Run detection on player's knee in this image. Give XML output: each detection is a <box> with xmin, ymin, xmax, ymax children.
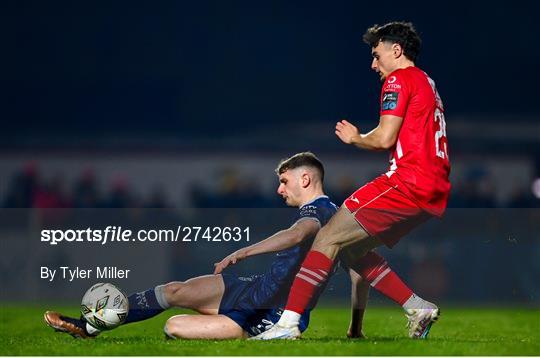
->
<box><xmin>162</xmin><ymin>281</ymin><xmax>186</xmax><ymax>306</ymax></box>
<box><xmin>164</xmin><ymin>315</ymin><xmax>186</xmax><ymax>339</ymax></box>
<box><xmin>163</xmin><ymin>318</ymin><xmax>177</xmax><ymax>339</ymax></box>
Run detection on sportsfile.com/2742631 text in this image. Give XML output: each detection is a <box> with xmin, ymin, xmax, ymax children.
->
<box><xmin>40</xmin><ymin>226</ymin><xmax>251</xmax><ymax>245</ymax></box>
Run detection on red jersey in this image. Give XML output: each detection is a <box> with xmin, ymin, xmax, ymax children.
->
<box><xmin>379</xmin><ymin>66</ymin><xmax>451</xmax><ymax>217</ymax></box>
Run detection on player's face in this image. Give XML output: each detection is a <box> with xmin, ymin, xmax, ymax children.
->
<box><xmin>371</xmin><ymin>41</ymin><xmax>397</xmax><ymax>81</ymax></box>
<box><xmin>277</xmin><ymin>170</ymin><xmax>303</xmax><ymax>207</ymax></box>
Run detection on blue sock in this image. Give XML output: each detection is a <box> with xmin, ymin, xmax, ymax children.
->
<box><xmin>123</xmin><ymin>287</ymin><xmax>168</xmax><ymax>324</ymax></box>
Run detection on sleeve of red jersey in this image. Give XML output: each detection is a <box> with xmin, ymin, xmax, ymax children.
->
<box><xmin>379</xmin><ymin>71</ymin><xmax>409</xmax><ymax>117</ymax></box>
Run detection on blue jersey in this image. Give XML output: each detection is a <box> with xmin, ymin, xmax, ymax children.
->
<box><xmin>252</xmin><ymin>195</ymin><xmax>338</xmax><ymax>307</ymax></box>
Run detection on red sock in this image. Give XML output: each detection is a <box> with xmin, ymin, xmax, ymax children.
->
<box><xmin>357</xmin><ymin>251</ymin><xmax>413</xmax><ymax>306</ymax></box>
<box><xmin>285</xmin><ymin>250</ymin><xmax>334</xmax><ymax>314</ymax></box>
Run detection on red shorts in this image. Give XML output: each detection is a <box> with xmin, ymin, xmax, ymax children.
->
<box><xmin>343</xmin><ymin>175</ymin><xmax>432</xmax><ymax>248</ymax></box>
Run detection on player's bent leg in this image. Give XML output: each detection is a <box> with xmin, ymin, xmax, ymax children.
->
<box><xmin>311</xmin><ymin>206</ymin><xmax>382</xmax><ymax>260</ymax></box>
<box><xmin>253</xmin><ymin>208</ymin><xmax>382</xmax><ymax>340</ymax></box>
<box><xmin>161</xmin><ymin>274</ymin><xmax>225</xmax><ymax>314</ymax></box>
<box><xmin>342</xmin><ymin>246</ymin><xmax>414</xmax><ymax>307</ymax></box>
<box><xmin>164</xmin><ymin>314</ymin><xmax>247</xmax><ymax>340</ymax></box>
<box><xmin>281</xmin><ymin>207</ymin><xmax>376</xmax><ymax>316</ymax></box>
<box><xmin>342</xmin><ymin>244</ymin><xmax>440</xmax><ymax>339</ymax></box>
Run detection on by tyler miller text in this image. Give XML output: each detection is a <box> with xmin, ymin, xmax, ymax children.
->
<box><xmin>41</xmin><ymin>266</ymin><xmax>130</xmax><ymax>282</ymax></box>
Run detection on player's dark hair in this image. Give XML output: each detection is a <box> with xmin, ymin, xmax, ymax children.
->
<box><xmin>276</xmin><ymin>152</ymin><xmax>324</xmax><ymax>182</ymax></box>
<box><xmin>363</xmin><ymin>21</ymin><xmax>421</xmax><ymax>62</ymax></box>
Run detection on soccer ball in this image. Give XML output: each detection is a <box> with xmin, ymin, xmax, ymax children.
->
<box><xmin>81</xmin><ymin>282</ymin><xmax>129</xmax><ymax>330</ymax></box>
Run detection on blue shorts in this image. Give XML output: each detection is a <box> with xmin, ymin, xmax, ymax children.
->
<box><xmin>219</xmin><ymin>274</ymin><xmax>310</xmax><ymax>337</ymax></box>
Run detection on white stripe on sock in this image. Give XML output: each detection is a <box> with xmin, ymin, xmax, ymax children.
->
<box><xmin>300</xmin><ymin>267</ymin><xmax>326</xmax><ymax>281</ymax></box>
<box><xmin>365</xmin><ymin>263</ymin><xmax>388</xmax><ymax>280</ymax></box>
<box><xmin>296</xmin><ymin>273</ymin><xmax>319</xmax><ymax>286</ymax></box>
<box><xmin>370</xmin><ymin>267</ymin><xmax>391</xmax><ymax>287</ymax></box>
<box><xmin>317</xmin><ymin>269</ymin><xmax>329</xmax><ymax>276</ymax></box>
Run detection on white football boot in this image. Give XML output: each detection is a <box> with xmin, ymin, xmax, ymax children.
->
<box><xmin>250</xmin><ymin>323</ymin><xmax>302</xmax><ymax>340</ymax></box>
<box><xmin>405</xmin><ymin>306</ymin><xmax>440</xmax><ymax>339</ymax></box>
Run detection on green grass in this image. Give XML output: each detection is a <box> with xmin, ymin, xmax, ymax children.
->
<box><xmin>1</xmin><ymin>305</ymin><xmax>539</xmax><ymax>355</ymax></box>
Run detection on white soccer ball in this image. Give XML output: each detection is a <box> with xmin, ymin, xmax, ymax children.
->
<box><xmin>81</xmin><ymin>282</ymin><xmax>129</xmax><ymax>330</ymax></box>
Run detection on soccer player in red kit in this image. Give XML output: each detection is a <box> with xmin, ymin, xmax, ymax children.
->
<box><xmin>254</xmin><ymin>21</ymin><xmax>451</xmax><ymax>340</ymax></box>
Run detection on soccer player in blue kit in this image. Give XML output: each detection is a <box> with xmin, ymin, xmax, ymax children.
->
<box><xmin>45</xmin><ymin>152</ymin><xmax>346</xmax><ymax>339</ymax></box>
<box><xmin>45</xmin><ymin>152</ymin><xmax>428</xmax><ymax>339</ymax></box>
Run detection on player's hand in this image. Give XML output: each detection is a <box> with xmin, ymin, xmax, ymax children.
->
<box><xmin>213</xmin><ymin>249</ymin><xmax>247</xmax><ymax>274</ymax></box>
<box><xmin>335</xmin><ymin>119</ymin><xmax>360</xmax><ymax>144</ymax></box>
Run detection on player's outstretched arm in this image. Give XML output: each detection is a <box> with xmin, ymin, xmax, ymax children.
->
<box><xmin>335</xmin><ymin>116</ymin><xmax>403</xmax><ymax>151</ymax></box>
<box><xmin>347</xmin><ymin>268</ymin><xmax>369</xmax><ymax>339</ymax></box>
<box><xmin>213</xmin><ymin>219</ymin><xmax>320</xmax><ymax>274</ymax></box>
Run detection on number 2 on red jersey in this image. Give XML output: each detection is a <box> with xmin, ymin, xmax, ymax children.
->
<box><xmin>426</xmin><ymin>76</ymin><xmax>449</xmax><ymax>160</ymax></box>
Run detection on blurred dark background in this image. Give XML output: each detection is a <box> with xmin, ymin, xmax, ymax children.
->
<box><xmin>0</xmin><ymin>1</ymin><xmax>539</xmax><ymax>305</ymax></box>
<box><xmin>2</xmin><ymin>1</ymin><xmax>539</xmax><ymax>141</ymax></box>
<box><xmin>1</xmin><ymin>0</ymin><xmax>539</xmax><ymax>208</ymax></box>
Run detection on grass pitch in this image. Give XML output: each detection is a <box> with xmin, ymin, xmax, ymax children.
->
<box><xmin>1</xmin><ymin>305</ymin><xmax>539</xmax><ymax>356</ymax></box>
